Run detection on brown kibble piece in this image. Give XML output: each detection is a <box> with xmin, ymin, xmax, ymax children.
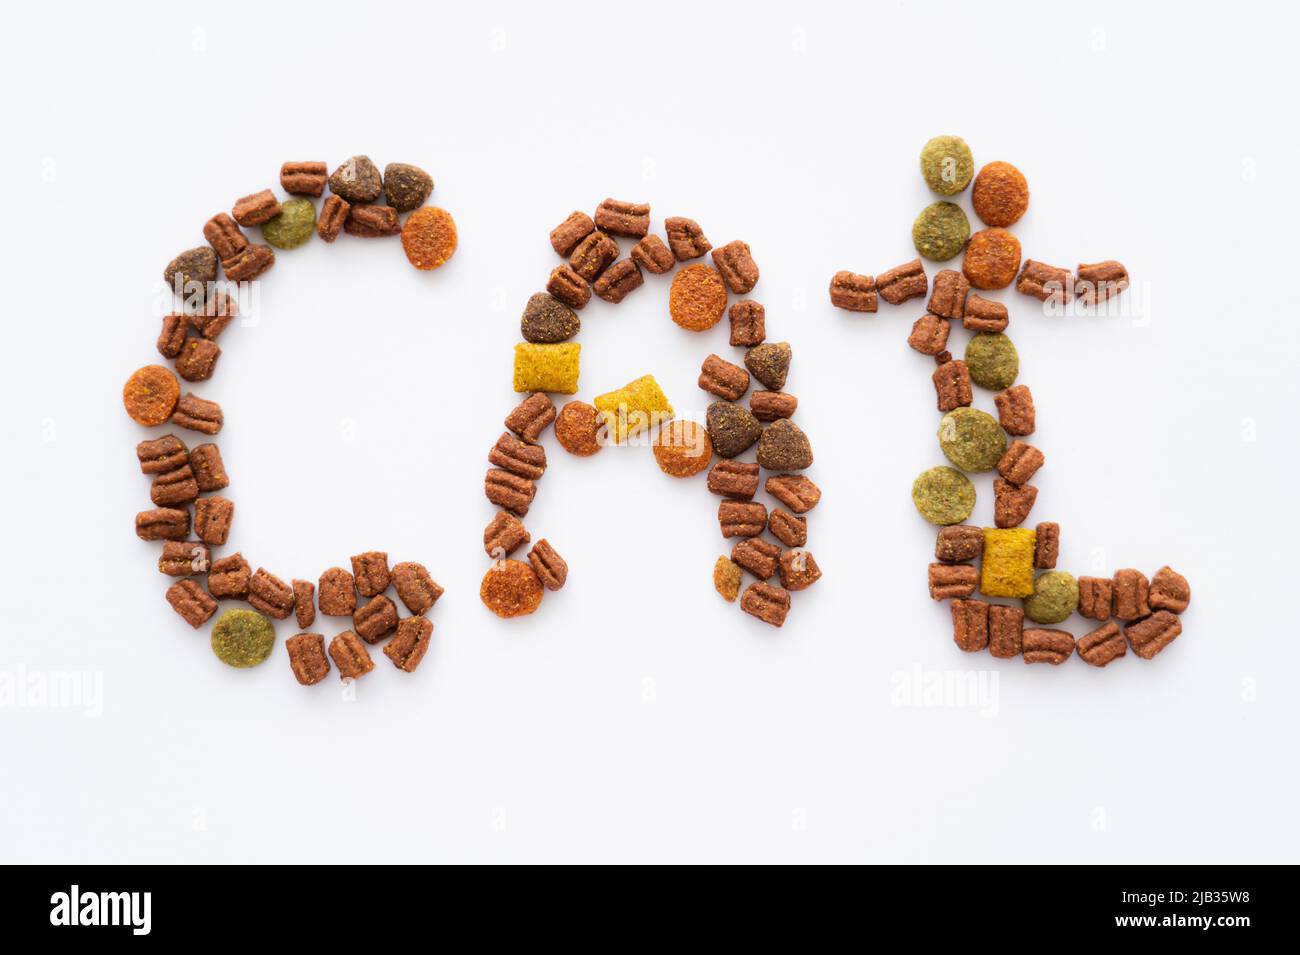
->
<box><xmin>1112</xmin><ymin>568</ymin><xmax>1151</xmax><ymax>621</ymax></box>
<box><xmin>391</xmin><ymin>561</ymin><xmax>443</xmax><ymax>615</ymax></box>
<box><xmin>550</xmin><ymin>210</ymin><xmax>595</xmax><ymax>256</ymax></box>
<box><xmin>174</xmin><ymin>338</ymin><xmax>220</xmax><ymax>382</ymax></box>
<box><xmin>480</xmin><ymin>560</ymin><xmax>544</xmax><ymax>618</ymax></box>
<box><xmin>594</xmin><ymin>198</ymin><xmax>650</xmax><ymax>238</ymax></box>
<box><xmin>249</xmin><ymin>568</ymin><xmax>294</xmax><ymax>620</ymax></box>
<box><xmin>829</xmin><ymin>270</ymin><xmax>877</xmax><ymax>312</ymax></box>
<box><xmin>208</xmin><ymin>553</ymin><xmax>250</xmax><ymax>599</ymax></box>
<box><xmin>280</xmin><ymin>161</ymin><xmax>327</xmax><ymax>197</ymax></box>
<box><xmin>1150</xmin><ymin>566</ymin><xmax>1191</xmax><ymax>614</ymax></box>
<box><xmin>877</xmin><ymin>259</ymin><xmax>928</xmax><ymax>305</ymax></box>
<box><xmin>354</xmin><ymin>594</ymin><xmax>399</xmax><ymax>643</ymax></box>
<box><xmin>929</xmin><ymin>563</ymin><xmax>979</xmax><ymax>600</ymax></box>
<box><xmin>221</xmin><ymin>244</ymin><xmax>275</xmax><ymax>282</ymax></box>
<box><xmin>1077</xmin><ymin>577</ymin><xmax>1114</xmax><ymax>621</ymax></box>
<box><xmin>593</xmin><ymin>258</ymin><xmax>643</xmax><ymax>303</ymax></box>
<box><xmin>203</xmin><ymin>213</ymin><xmax>248</xmax><ymax>261</ymax></box>
<box><xmin>963</xmin><ymin>293</ymin><xmax>1009</xmax><ymax>332</ymax></box>
<box><xmin>485</xmin><ymin>511</ymin><xmax>530</xmax><ymax>558</ymax></box>
<box><xmin>993</xmin><ymin>478</ymin><xmax>1037</xmax><ymax>528</ymax></box>
<box><xmin>329</xmin><ymin>630</ymin><xmax>375</xmax><ymax>680</ymax></box>
<box><xmin>158</xmin><ymin>540</ymin><xmax>210</xmax><ymax>577</ymax></box>
<box><xmin>997</xmin><ymin>440</ymin><xmax>1044</xmax><ymax>485</ymax></box>
<box><xmin>711</xmin><ymin>240</ymin><xmax>759</xmax><ymax>294</ymax></box>
<box><xmin>135</xmin><ymin>507</ymin><xmax>190</xmax><ymax>541</ymax></box>
<box><xmin>963</xmin><ymin>228</ymin><xmax>1021</xmax><ymax>290</ymax></box>
<box><xmin>318</xmin><ymin>567</ymin><xmax>357</xmax><ymax>616</ymax></box>
<box><xmin>384</xmin><ymin>616</ymin><xmax>433</xmax><ymax>672</ymax></box>
<box><xmin>344</xmin><ymin>204</ymin><xmax>400</xmax><ymax>237</ymax></box>
<box><xmin>728</xmin><ymin>300</ymin><xmax>766</xmax><ymax>346</ymax></box>
<box><xmin>719</xmin><ymin>500</ymin><xmax>767</xmax><ymax>538</ymax></box>
<box><xmin>489</xmin><ymin>431</ymin><xmax>547</xmax><ymax>480</ymax></box>
<box><xmin>732</xmin><ymin>537</ymin><xmax>780</xmax><ymax>580</ymax></box>
<box><xmin>1023</xmin><ymin>628</ymin><xmax>1074</xmax><ymax>665</ymax></box>
<box><xmin>166</xmin><ymin>579</ymin><xmax>217</xmax><ymax>629</ymax></box>
<box><xmin>123</xmin><ymin>365</ymin><xmax>180</xmax><ymax>426</ymax></box>
<box><xmin>699</xmin><ymin>354</ymin><xmax>751</xmax><ymax>401</ymax></box>
<box><xmin>971</xmin><ymin>161</ymin><xmax>1029</xmax><ymax>228</ymax></box>
<box><xmin>768</xmin><ymin>509</ymin><xmax>807</xmax><ymax>548</ymax></box>
<box><xmin>1076</xmin><ymin>261</ymin><xmax>1130</xmax><ymax>305</ymax></box>
<box><xmin>750</xmin><ymin>391</ymin><xmax>797</xmax><ymax>422</ymax></box>
<box><xmin>191</xmin><ymin>292</ymin><xmax>237</xmax><ymax>339</ymax></box>
<box><xmin>1034</xmin><ymin>522</ymin><xmax>1060</xmax><ymax>569</ymax></box>
<box><xmin>151</xmin><ymin>464</ymin><xmax>198</xmax><ymax>506</ymax></box>
<box><xmin>188</xmin><ymin>443</ymin><xmax>229</xmax><ymax>492</ymax></box>
<box><xmin>707</xmin><ymin>459</ymin><xmax>760</xmax><ymax>500</ymax></box>
<box><xmin>157</xmin><ymin>313</ymin><xmax>188</xmax><ymax>359</ymax></box>
<box><xmin>765</xmin><ymin>474</ymin><xmax>821</xmax><ymax>513</ymax></box>
<box><xmin>527</xmin><ymin>539</ymin><xmax>568</xmax><ymax>591</ymax></box>
<box><xmin>554</xmin><ymin>400</ymin><xmax>603</xmax><ymax>456</ymax></box>
<box><xmin>505</xmin><ymin>392</ymin><xmax>557</xmax><ymax>443</ymax></box>
<box><xmin>988</xmin><ymin>605</ymin><xmax>1024</xmax><ymax>658</ymax></box>
<box><xmin>1077</xmin><ymin>622</ymin><xmax>1126</xmax><ymax>667</ymax></box>
<box><xmin>172</xmin><ymin>392</ymin><xmax>223</xmax><ymax>434</ymax></box>
<box><xmin>350</xmin><ymin>551</ymin><xmax>390</xmax><ymax>598</ymax></box>
<box><xmin>232</xmin><ymin>189</ymin><xmax>281</xmax><ymax>227</ymax></box>
<box><xmin>293</xmin><ymin>579</ymin><xmax>316</xmax><ymax>629</ymax></box>
<box><xmin>935</xmin><ymin>525</ymin><xmax>983</xmax><ymax>563</ymax></box>
<box><xmin>994</xmin><ymin>384</ymin><xmax>1036</xmax><ymax>436</ymax></box>
<box><xmin>137</xmin><ymin>435</ymin><xmax>188</xmax><ymax>475</ymax></box>
<box><xmin>778</xmin><ymin>549</ymin><xmax>822</xmax><ymax>591</ymax></box>
<box><xmin>1016</xmin><ymin>260</ymin><xmax>1073</xmax><ymax>303</ymax></box>
<box><xmin>713</xmin><ymin>557</ymin><xmax>742</xmax><ymax>602</ymax></box>
<box><xmin>631</xmin><ymin>235</ymin><xmax>675</xmax><ymax>273</ymax></box>
<box><xmin>669</xmin><ymin>264</ymin><xmax>728</xmax><ymax>331</ymax></box>
<box><xmin>907</xmin><ymin>314</ymin><xmax>950</xmax><ymax>356</ymax></box>
<box><xmin>932</xmin><ymin>359</ymin><xmax>973</xmax><ymax>412</ymax></box>
<box><xmin>1125</xmin><ymin>610</ymin><xmax>1182</xmax><ymax>660</ymax></box>
<box><xmin>317</xmin><ymin>195</ymin><xmax>350</xmax><ymax>242</ymax></box>
<box><xmin>665</xmin><ymin>217</ymin><xmax>711</xmax><ymax>260</ymax></box>
<box><xmin>485</xmin><ymin>468</ymin><xmax>536</xmax><ymax>516</ymax></box>
<box><xmin>927</xmin><ymin>269</ymin><xmax>970</xmax><ymax>320</ymax></box>
<box><xmin>286</xmin><ymin>633</ymin><xmax>330</xmax><ymax>685</ymax></box>
<box><xmin>569</xmin><ymin>230</ymin><xmax>619</xmax><ymax>281</ymax></box>
<box><xmin>547</xmin><ymin>264</ymin><xmax>592</xmax><ymax>309</ymax></box>
<box><xmin>193</xmin><ymin>497</ymin><xmax>233</xmax><ymax>546</ymax></box>
<box><xmin>744</xmin><ymin>342</ymin><xmax>791</xmax><ymax>391</ymax></box>
<box><xmin>951</xmin><ymin>599</ymin><xmax>990</xmax><ymax>652</ymax></box>
<box><xmin>740</xmin><ymin>582</ymin><xmax>791</xmax><ymax>627</ymax></box>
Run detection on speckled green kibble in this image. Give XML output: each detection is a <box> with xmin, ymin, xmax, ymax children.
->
<box><xmin>938</xmin><ymin>407</ymin><xmax>1007</xmax><ymax>472</ymax></box>
<box><xmin>210</xmin><ymin>608</ymin><xmax>276</xmax><ymax>668</ymax></box>
<box><xmin>1023</xmin><ymin>571</ymin><xmax>1079</xmax><ymax>624</ymax></box>
<box><xmin>262</xmin><ymin>197</ymin><xmax>316</xmax><ymax>249</ymax></box>
<box><xmin>920</xmin><ymin>135</ymin><xmax>974</xmax><ymax>196</ymax></box>
<box><xmin>912</xmin><ymin>466</ymin><xmax>976</xmax><ymax>525</ymax></box>
<box><xmin>965</xmin><ymin>332</ymin><xmax>1020</xmax><ymax>390</ymax></box>
<box><xmin>912</xmin><ymin>201</ymin><xmax>971</xmax><ymax>262</ymax></box>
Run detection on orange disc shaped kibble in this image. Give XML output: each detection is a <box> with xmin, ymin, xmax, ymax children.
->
<box><xmin>555</xmin><ymin>400</ymin><xmax>604</xmax><ymax>457</ymax></box>
<box><xmin>123</xmin><ymin>364</ymin><xmax>181</xmax><ymax>426</ymax></box>
<box><xmin>669</xmin><ymin>263</ymin><xmax>728</xmax><ymax>331</ymax></box>
<box><xmin>401</xmin><ymin>206</ymin><xmax>458</xmax><ymax>270</ymax></box>
<box><xmin>971</xmin><ymin>161</ymin><xmax>1029</xmax><ymax>228</ymax></box>
<box><xmin>652</xmin><ymin>419</ymin><xmax>713</xmax><ymax>477</ymax></box>
<box><xmin>962</xmin><ymin>228</ymin><xmax>1022</xmax><ymax>290</ymax></box>
<box><xmin>480</xmin><ymin>559</ymin><xmax>544</xmax><ymax>618</ymax></box>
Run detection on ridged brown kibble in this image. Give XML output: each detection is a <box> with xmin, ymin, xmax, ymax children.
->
<box><xmin>907</xmin><ymin>314</ymin><xmax>950</xmax><ymax>356</ymax></box>
<box><xmin>489</xmin><ymin>431</ymin><xmax>547</xmax><ymax>480</ymax></box>
<box><xmin>188</xmin><ymin>443</ymin><xmax>228</xmax><ymax>492</ymax></box>
<box><xmin>593</xmin><ymin>258</ymin><xmax>643</xmax><ymax>303</ymax></box>
<box><xmin>174</xmin><ymin>338</ymin><xmax>220</xmax><ymax>382</ymax></box>
<box><xmin>172</xmin><ymin>392</ymin><xmax>223</xmax><ymax>434</ymax></box>
<box><xmin>728</xmin><ymin>300</ymin><xmax>766</xmax><ymax>347</ymax></box>
<box><xmin>993</xmin><ymin>478</ymin><xmax>1037</xmax><ymax>528</ymax></box>
<box><xmin>136</xmin><ymin>507</ymin><xmax>190</xmax><ymax>541</ymax></box>
<box><xmin>1112</xmin><ymin>569</ymin><xmax>1151</xmax><ymax>620</ymax></box>
<box><xmin>345</xmin><ymin>204</ymin><xmax>400</xmax><ymax>237</ymax></box>
<box><xmin>151</xmin><ymin>465</ymin><xmax>198</xmax><ymax>506</ymax></box>
<box><xmin>1016</xmin><ymin>260</ymin><xmax>1073</xmax><ymax>303</ymax></box>
<box><xmin>732</xmin><ymin>537</ymin><xmax>780</xmax><ymax>579</ymax></box>
<box><xmin>292</xmin><ymin>579</ymin><xmax>316</xmax><ymax>629</ymax></box>
<box><xmin>630</xmin><ymin>235</ymin><xmax>675</xmax><ymax>273</ymax></box>
<box><xmin>757</xmin><ymin>419</ymin><xmax>813</xmax><ymax>471</ymax></box>
<box><xmin>505</xmin><ymin>392</ymin><xmax>557</xmax><ymax>443</ymax></box>
<box><xmin>1034</xmin><ymin>522</ymin><xmax>1059</xmax><ymax>569</ymax></box>
<box><xmin>594</xmin><ymin>198</ymin><xmax>650</xmax><ymax>238</ymax></box>
<box><xmin>550</xmin><ymin>211</ymin><xmax>595</xmax><ymax>256</ymax></box>
<box><xmin>929</xmin><ymin>563</ymin><xmax>979</xmax><ymax>600</ymax></box>
<box><xmin>1150</xmin><ymin>566</ymin><xmax>1191</xmax><ymax>614</ymax></box>
<box><xmin>208</xmin><ymin>553</ymin><xmax>250</xmax><ymax>599</ymax></box>
<box><xmin>935</xmin><ymin>525</ymin><xmax>983</xmax><ymax>563</ymax></box>
<box><xmin>167</xmin><ymin>579</ymin><xmax>218</xmax><ymax>629</ymax></box>
<box><xmin>384</xmin><ymin>616</ymin><xmax>433</xmax><ymax>672</ymax></box>
<box><xmin>750</xmin><ymin>391</ymin><xmax>797</xmax><ymax>422</ymax></box>
<box><xmin>996</xmin><ymin>440</ymin><xmax>1044</xmax><ymax>485</ymax></box>
<box><xmin>158</xmin><ymin>540</ymin><xmax>210</xmax><ymax>577</ymax></box>
<box><xmin>316</xmin><ymin>195</ymin><xmax>350</xmax><ymax>242</ymax></box>
<box><xmin>354</xmin><ymin>594</ymin><xmax>399</xmax><ymax>643</ymax></box>
<box><xmin>989</xmin><ymin>604</ymin><xmax>1024</xmax><ymax>658</ymax></box>
<box><xmin>248</xmin><ymin>568</ymin><xmax>294</xmax><ymax>619</ymax></box>
<box><xmin>1125</xmin><ymin>610</ymin><xmax>1182</xmax><ymax>660</ymax></box>
<box><xmin>232</xmin><ymin>189</ymin><xmax>281</xmax><ymax>227</ymax></box>
<box><xmin>222</xmin><ymin>244</ymin><xmax>275</xmax><ymax>282</ymax></box>
<box><xmin>203</xmin><ymin>213</ymin><xmax>248</xmax><ymax>261</ymax></box>
<box><xmin>699</xmin><ymin>354</ymin><xmax>751</xmax><ymax>401</ymax></box>
<box><xmin>328</xmin><ymin>630</ymin><xmax>375</xmax><ymax>679</ymax></box>
<box><xmin>744</xmin><ymin>342</ymin><xmax>791</xmax><ymax>391</ymax></box>
<box><xmin>778</xmin><ymin>549</ymin><xmax>822</xmax><ymax>591</ymax></box>
<box><xmin>719</xmin><ymin>500</ymin><xmax>767</xmax><ymax>538</ymax></box>
<box><xmin>569</xmin><ymin>230</ymin><xmax>619</xmax><ymax>281</ymax></box>
<box><xmin>554</xmin><ymin>400</ymin><xmax>603</xmax><ymax>456</ymax></box>
<box><xmin>527</xmin><ymin>539</ymin><xmax>568</xmax><ymax>591</ymax></box>
<box><xmin>1076</xmin><ymin>261</ymin><xmax>1129</xmax><ymax>305</ymax></box>
<box><xmin>927</xmin><ymin>269</ymin><xmax>970</xmax><ymax>320</ymax></box>
<box><xmin>665</xmin><ymin>217</ymin><xmax>711</xmax><ymax>260</ymax></box>
<box><xmin>157</xmin><ymin>313</ymin><xmax>188</xmax><ymax>359</ymax></box>
<box><xmin>707</xmin><ymin>459</ymin><xmax>760</xmax><ymax>500</ymax></box>
<box><xmin>318</xmin><ymin>567</ymin><xmax>357</xmax><ymax>616</ymax></box>
<box><xmin>485</xmin><ymin>511</ymin><xmax>530</xmax><ymax>558</ymax></box>
<box><xmin>1023</xmin><ymin>628</ymin><xmax>1074</xmax><ymax>664</ymax></box>
<box><xmin>877</xmin><ymin>259</ymin><xmax>928</xmax><ymax>305</ymax></box>
<box><xmin>350</xmin><ymin>551</ymin><xmax>390</xmax><ymax>598</ymax></box>
<box><xmin>391</xmin><ymin>561</ymin><xmax>443</xmax><ymax>615</ymax></box>
<box><xmin>963</xmin><ymin>293</ymin><xmax>1009</xmax><ymax>332</ymax></box>
<box><xmin>740</xmin><ymin>582</ymin><xmax>790</xmax><ymax>627</ymax></box>
<box><xmin>546</xmin><ymin>264</ymin><xmax>592</xmax><ymax>310</ymax></box>
<box><xmin>1077</xmin><ymin>621</ymin><xmax>1126</xmax><ymax>667</ymax></box>
<box><xmin>951</xmin><ymin>598</ymin><xmax>990</xmax><ymax>652</ymax></box>
<box><xmin>765</xmin><ymin>474</ymin><xmax>820</xmax><ymax>513</ymax></box>
<box><xmin>829</xmin><ymin>271</ymin><xmax>877</xmax><ymax>312</ymax></box>
<box><xmin>1077</xmin><ymin>577</ymin><xmax>1114</xmax><ymax>621</ymax></box>
<box><xmin>137</xmin><ymin>435</ymin><xmax>188</xmax><ymax>474</ymax></box>
<box><xmin>995</xmin><ymin>385</ymin><xmax>1035</xmax><ymax>436</ymax></box>
<box><xmin>286</xmin><ymin>633</ymin><xmax>330</xmax><ymax>685</ymax></box>
<box><xmin>485</xmin><ymin>468</ymin><xmax>536</xmax><ymax>516</ymax></box>
<box><xmin>190</xmin><ymin>291</ymin><xmax>237</xmax><ymax>339</ymax></box>
<box><xmin>933</xmin><ymin>359</ymin><xmax>973</xmax><ymax>412</ymax></box>
<box><xmin>281</xmin><ymin>161</ymin><xmax>327</xmax><ymax>197</ymax></box>
<box><xmin>711</xmin><ymin>240</ymin><xmax>759</xmax><ymax>294</ymax></box>
<box><xmin>768</xmin><ymin>508</ymin><xmax>807</xmax><ymax>548</ymax></box>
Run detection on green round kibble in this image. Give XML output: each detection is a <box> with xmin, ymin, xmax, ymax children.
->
<box><xmin>262</xmin><ymin>197</ymin><xmax>316</xmax><ymax>249</ymax></box>
<box><xmin>210</xmin><ymin>609</ymin><xmax>276</xmax><ymax>668</ymax></box>
<box><xmin>911</xmin><ymin>466</ymin><xmax>976</xmax><ymax>526</ymax></box>
<box><xmin>964</xmin><ymin>332</ymin><xmax>1020</xmax><ymax>391</ymax></box>
<box><xmin>937</xmin><ymin>407</ymin><xmax>1007</xmax><ymax>472</ymax></box>
<box><xmin>919</xmin><ymin>135</ymin><xmax>974</xmax><ymax>196</ymax></box>
<box><xmin>912</xmin><ymin>201</ymin><xmax>970</xmax><ymax>262</ymax></box>
<box><xmin>1023</xmin><ymin>571</ymin><xmax>1079</xmax><ymax>624</ymax></box>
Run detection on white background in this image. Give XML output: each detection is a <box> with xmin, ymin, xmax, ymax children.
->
<box><xmin>2</xmin><ymin>0</ymin><xmax>1297</xmax><ymax>864</ymax></box>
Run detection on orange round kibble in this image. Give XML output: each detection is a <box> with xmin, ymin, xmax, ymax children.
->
<box><xmin>962</xmin><ymin>228</ymin><xmax>1022</xmax><ymax>290</ymax></box>
<box><xmin>122</xmin><ymin>364</ymin><xmax>180</xmax><ymax>426</ymax></box>
<box><xmin>480</xmin><ymin>559</ymin><xmax>544</xmax><ymax>618</ymax></box>
<box><xmin>669</xmin><ymin>264</ymin><xmax>727</xmax><ymax>331</ymax></box>
<box><xmin>971</xmin><ymin>161</ymin><xmax>1029</xmax><ymax>227</ymax></box>
<box><xmin>652</xmin><ymin>419</ymin><xmax>713</xmax><ymax>478</ymax></box>
<box><xmin>555</xmin><ymin>400</ymin><xmax>604</xmax><ymax>457</ymax></box>
<box><xmin>401</xmin><ymin>206</ymin><xmax>458</xmax><ymax>270</ymax></box>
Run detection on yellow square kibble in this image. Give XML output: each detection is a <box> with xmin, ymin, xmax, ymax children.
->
<box><xmin>513</xmin><ymin>343</ymin><xmax>580</xmax><ymax>394</ymax></box>
<box><xmin>980</xmin><ymin>527</ymin><xmax>1037</xmax><ymax>598</ymax></box>
<box><xmin>593</xmin><ymin>374</ymin><xmax>674</xmax><ymax>443</ymax></box>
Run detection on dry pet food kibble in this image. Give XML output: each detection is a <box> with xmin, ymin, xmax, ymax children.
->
<box><xmin>964</xmin><ymin>331</ymin><xmax>1019</xmax><ymax>390</ymax></box>
<box><xmin>912</xmin><ymin>202</ymin><xmax>970</xmax><ymax>262</ymax></box>
<box><xmin>706</xmin><ymin>401</ymin><xmax>762</xmax><ymax>459</ymax></box>
<box><xmin>159</xmin><ymin>540</ymin><xmax>210</xmax><ymax>576</ymax></box>
<box><xmin>211</xmin><ymin>608</ymin><xmax>275</xmax><ymax>668</ymax></box>
<box><xmin>262</xmin><ymin>198</ymin><xmax>316</xmax><ymax>249</ymax></box>
<box><xmin>328</xmin><ymin>155</ymin><xmax>382</xmax><ymax>203</ymax></box>
<box><xmin>354</xmin><ymin>594</ymin><xmax>399</xmax><ymax>643</ymax></box>
<box><xmin>653</xmin><ymin>420</ymin><xmax>713</xmax><ymax>477</ymax></box>
<box><xmin>286</xmin><ymin>633</ymin><xmax>330</xmax><ymax>685</ymax></box>
<box><xmin>193</xmin><ymin>496</ymin><xmax>233</xmax><ymax>546</ymax></box>
<box><xmin>594</xmin><ymin>198</ymin><xmax>650</xmax><ymax>238</ymax></box>
<box><xmin>1076</xmin><ymin>260</ymin><xmax>1130</xmax><ymax>305</ymax></box>
<box><xmin>920</xmin><ymin>135</ymin><xmax>974</xmax><ymax>195</ymax></box>
<box><xmin>778</xmin><ymin>549</ymin><xmax>822</xmax><ymax>591</ymax></box>
<box><xmin>665</xmin><ymin>217</ymin><xmax>711</xmax><ymax>260</ymax></box>
<box><xmin>484</xmin><ymin>511</ymin><xmax>530</xmax><ymax>557</ymax></box>
<box><xmin>980</xmin><ymin>527</ymin><xmax>1036</xmax><ymax>598</ymax></box>
<box><xmin>401</xmin><ymin>207</ymin><xmax>457</xmax><ymax>269</ymax></box>
<box><xmin>489</xmin><ymin>432</ymin><xmax>547</xmax><ymax>480</ymax></box>
<box><xmin>729</xmin><ymin>300</ymin><xmax>766</xmax><ymax>346</ymax></box>
<box><xmin>907</xmin><ymin>314</ymin><xmax>951</xmax><ymax>356</ymax></box>
<box><xmin>137</xmin><ymin>435</ymin><xmax>188</xmax><ymax>474</ymax></box>
<box><xmin>521</xmin><ymin>293</ymin><xmax>580</xmax><ymax>343</ymax></box>
<box><xmin>1150</xmin><ymin>566</ymin><xmax>1191</xmax><ymax>613</ymax></box>
<box><xmin>1077</xmin><ymin>622</ymin><xmax>1126</xmax><ymax>667</ymax></box>
<box><xmin>766</xmin><ymin>474</ymin><xmax>821</xmax><ymax>513</ymax></box>
<box><xmin>1112</xmin><ymin>568</ymin><xmax>1150</xmax><ymax>621</ymax></box>
<box><xmin>318</xmin><ymin>567</ymin><xmax>357</xmax><ymax>616</ymax></box>
<box><xmin>988</xmin><ymin>604</ymin><xmax>1024</xmax><ymax>659</ymax></box>
<box><xmin>951</xmin><ymin>599</ymin><xmax>990</xmax><ymax>652</ymax></box>
<box><xmin>699</xmin><ymin>354</ymin><xmax>751</xmax><ymax>401</ymax></box>
<box><xmin>188</xmin><ymin>443</ymin><xmax>229</xmax><ymax>491</ymax></box>
<box><xmin>550</xmin><ymin>211</ymin><xmax>594</xmax><ymax>256</ymax></box>
<box><xmin>506</xmin><ymin>392</ymin><xmax>557</xmax><ymax>443</ymax></box>
<box><xmin>935</xmin><ymin>525</ymin><xmax>983</xmax><ymax>563</ymax></box>
<box><xmin>1077</xmin><ymin>576</ymin><xmax>1114</xmax><ymax>621</ymax></box>
<box><xmin>527</xmin><ymin>539</ymin><xmax>568</xmax><ymax>591</ymax></box>
<box><xmin>1124</xmin><ymin>611</ymin><xmax>1182</xmax><ymax>660</ymax></box>
<box><xmin>829</xmin><ymin>271</ymin><xmax>878</xmax><ymax>312</ymax></box>
<box><xmin>993</xmin><ymin>477</ymin><xmax>1037</xmax><ymax>528</ymax></box>
<box><xmin>383</xmin><ymin>162</ymin><xmax>434</xmax><ymax>211</ymax></box>
<box><xmin>248</xmin><ymin>568</ymin><xmax>294</xmax><ymax>620</ymax></box>
<box><xmin>594</xmin><ymin>374</ymin><xmax>672</xmax><ymax>442</ymax></box>
<box><xmin>708</xmin><ymin>460</ymin><xmax>760</xmax><ymax>499</ymax></box>
<box><xmin>164</xmin><ymin>246</ymin><xmax>218</xmax><ymax>298</ymax></box>
<box><xmin>744</xmin><ymin>342</ymin><xmax>791</xmax><ymax>391</ymax></box>
<box><xmin>630</xmin><ymin>235</ymin><xmax>675</xmax><ymax>274</ymax></box>
<box><xmin>769</xmin><ymin>509</ymin><xmax>807</xmax><ymax>548</ymax></box>
<box><xmin>1034</xmin><ymin>522</ymin><xmax>1059</xmax><ymax>569</ymax></box>
<box><xmin>929</xmin><ymin>563</ymin><xmax>978</xmax><ymax>600</ymax></box>
<box><xmin>317</xmin><ymin>196</ymin><xmax>349</xmax><ymax>243</ymax></box>
<box><xmin>136</xmin><ymin>507</ymin><xmax>190</xmax><ymax>541</ymax></box>
<box><xmin>593</xmin><ymin>259</ymin><xmax>643</xmax><ymax>303</ymax></box>
<box><xmin>911</xmin><ymin>467</ymin><xmax>975</xmax><ymax>526</ymax></box>
<box><xmin>997</xmin><ymin>440</ymin><xmax>1044</xmax><ymax>485</ymax></box>
<box><xmin>938</xmin><ymin>407</ymin><xmax>1006</xmax><ymax>471</ymax></box>
<box><xmin>932</xmin><ymin>359</ymin><xmax>973</xmax><ymax>412</ymax></box>
<box><xmin>329</xmin><ymin>630</ymin><xmax>375</xmax><ymax>680</ymax></box>
<box><xmin>208</xmin><ymin>553</ymin><xmax>250</xmax><ymax>599</ymax></box>
<box><xmin>280</xmin><ymin>161</ymin><xmax>327</xmax><ymax>197</ymax></box>
<box><xmin>971</xmin><ymin>161</ymin><xmax>1029</xmax><ymax>228</ymax></box>
<box><xmin>740</xmin><ymin>582</ymin><xmax>791</xmax><ymax>627</ymax></box>
<box><xmin>711</xmin><ymin>240</ymin><xmax>759</xmax><ymax>294</ymax></box>
<box><xmin>485</xmin><ymin>468</ymin><xmax>536</xmax><ymax>515</ymax></box>
<box><xmin>927</xmin><ymin>269</ymin><xmax>970</xmax><ymax>320</ymax></box>
<box><xmin>123</xmin><ymin>365</ymin><xmax>180</xmax><ymax>426</ymax></box>
<box><xmin>167</xmin><ymin>579</ymin><xmax>218</xmax><ymax>628</ymax></box>
<box><xmin>232</xmin><ymin>189</ymin><xmax>281</xmax><ymax>227</ymax></box>
<box><xmin>385</xmin><ymin>616</ymin><xmax>433</xmax><ymax>672</ymax></box>
<box><xmin>963</xmin><ymin>294</ymin><xmax>1009</xmax><ymax>332</ymax></box>
<box><xmin>750</xmin><ymin>391</ymin><xmax>797</xmax><ymax>421</ymax></box>
<box><xmin>554</xmin><ymin>401</ymin><xmax>603</xmax><ymax>456</ymax></box>
<box><xmin>719</xmin><ymin>500</ymin><xmax>767</xmax><ymax>538</ymax></box>
<box><xmin>877</xmin><ymin>259</ymin><xmax>928</xmax><ymax>305</ymax></box>
<box><xmin>1023</xmin><ymin>571</ymin><xmax>1078</xmax><ymax>624</ymax></box>
<box><xmin>1022</xmin><ymin>628</ymin><xmax>1074</xmax><ymax>665</ymax></box>
<box><xmin>391</xmin><ymin>562</ymin><xmax>442</xmax><ymax>615</ymax></box>
<box><xmin>292</xmin><ymin>579</ymin><xmax>315</xmax><ymax>629</ymax></box>
<box><xmin>962</xmin><ymin>228</ymin><xmax>1021</xmax><ymax>290</ymax></box>
<box><xmin>172</xmin><ymin>393</ymin><xmax>223</xmax><ymax>434</ymax></box>
<box><xmin>732</xmin><ymin>537</ymin><xmax>781</xmax><ymax>579</ymax></box>
<box><xmin>669</xmin><ymin>264</ymin><xmax>728</xmax><ymax>331</ymax></box>
<box><xmin>1016</xmin><ymin>260</ymin><xmax>1072</xmax><ymax>303</ymax></box>
<box><xmin>994</xmin><ymin>384</ymin><xmax>1035</xmax><ymax>435</ymax></box>
<box><xmin>345</xmin><ymin>204</ymin><xmax>400</xmax><ymax>238</ymax></box>
<box><xmin>757</xmin><ymin>419</ymin><xmax>813</xmax><ymax>471</ymax></box>
<box><xmin>480</xmin><ymin>560</ymin><xmax>544</xmax><ymax>618</ymax></box>
<box><xmin>569</xmin><ymin>230</ymin><xmax>619</xmax><ymax>281</ymax></box>
<box><xmin>150</xmin><ymin>465</ymin><xmax>198</xmax><ymax>506</ymax></box>
<box><xmin>713</xmin><ymin>557</ymin><xmax>742</xmax><ymax>602</ymax></box>
<box><xmin>546</xmin><ymin>264</ymin><xmax>591</xmax><ymax>309</ymax></box>
<box><xmin>513</xmin><ymin>343</ymin><xmax>581</xmax><ymax>394</ymax></box>
<box><xmin>174</xmin><ymin>338</ymin><xmax>221</xmax><ymax>382</ymax></box>
<box><xmin>157</xmin><ymin>313</ymin><xmax>187</xmax><ymax>358</ymax></box>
